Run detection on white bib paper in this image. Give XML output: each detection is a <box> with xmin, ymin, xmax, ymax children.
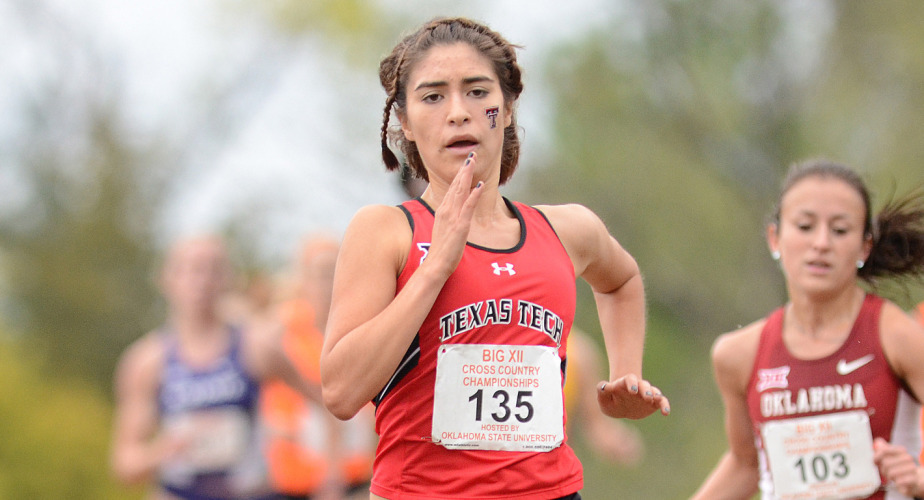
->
<box><xmin>761</xmin><ymin>410</ymin><xmax>880</xmax><ymax>500</ymax></box>
<box><xmin>165</xmin><ymin>407</ymin><xmax>250</xmax><ymax>471</ymax></box>
<box><xmin>432</xmin><ymin>344</ymin><xmax>564</xmax><ymax>452</ymax></box>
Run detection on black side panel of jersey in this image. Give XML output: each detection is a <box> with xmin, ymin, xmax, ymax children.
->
<box><xmin>373</xmin><ymin>334</ymin><xmax>420</xmax><ymax>407</ymax></box>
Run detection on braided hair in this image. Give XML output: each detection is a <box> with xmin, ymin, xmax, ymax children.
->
<box><xmin>379</xmin><ymin>17</ymin><xmax>524</xmax><ymax>185</ymax></box>
<box><xmin>770</xmin><ymin>158</ymin><xmax>924</xmax><ymax>285</ymax></box>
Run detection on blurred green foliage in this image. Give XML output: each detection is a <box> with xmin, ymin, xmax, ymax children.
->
<box><xmin>530</xmin><ymin>2</ymin><xmax>924</xmax><ymax>497</ymax></box>
<box><xmin>0</xmin><ymin>106</ymin><xmax>169</xmax><ymax>391</ymax></box>
<box><xmin>0</xmin><ymin>337</ymin><xmax>143</xmax><ymax>499</ymax></box>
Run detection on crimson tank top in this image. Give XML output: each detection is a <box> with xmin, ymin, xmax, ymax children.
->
<box><xmin>746</xmin><ymin>294</ymin><xmax>904</xmax><ymax>500</ymax></box>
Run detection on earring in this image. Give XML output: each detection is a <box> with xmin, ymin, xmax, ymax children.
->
<box><xmin>771</xmin><ymin>251</ymin><xmax>780</xmax><ymax>261</ymax></box>
<box><xmin>856</xmin><ymin>260</ymin><xmax>865</xmax><ymax>269</ymax></box>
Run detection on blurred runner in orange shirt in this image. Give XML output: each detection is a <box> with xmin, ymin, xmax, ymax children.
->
<box><xmin>261</xmin><ymin>235</ymin><xmax>374</xmax><ymax>500</ymax></box>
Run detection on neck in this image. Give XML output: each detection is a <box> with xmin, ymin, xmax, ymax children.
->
<box><xmin>169</xmin><ymin>309</ymin><xmax>224</xmax><ymax>342</ymax></box>
<box><xmin>421</xmin><ymin>185</ymin><xmax>508</xmax><ymax>220</ymax></box>
<box><xmin>785</xmin><ymin>286</ymin><xmax>864</xmax><ymax>340</ymax></box>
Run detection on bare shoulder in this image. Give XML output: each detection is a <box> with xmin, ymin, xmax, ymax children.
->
<box><xmin>534</xmin><ymin>203</ymin><xmax>614</xmax><ymax>269</ymax></box>
<box><xmin>348</xmin><ymin>204</ymin><xmax>412</xmax><ymax>235</ymax></box>
<box><xmin>712</xmin><ymin>319</ymin><xmax>765</xmax><ymax>391</ymax></box>
<box><xmin>534</xmin><ymin>203</ymin><xmax>604</xmax><ymax>236</ymax></box>
<box><xmin>879</xmin><ymin>299</ymin><xmax>924</xmax><ymax>337</ymax></box>
<box><xmin>878</xmin><ymin>299</ymin><xmax>924</xmax><ymax>375</ymax></box>
<box><xmin>342</xmin><ymin>204</ymin><xmax>412</xmax><ymax>265</ymax></box>
<box><xmin>114</xmin><ymin>332</ymin><xmax>166</xmax><ymax>395</ymax></box>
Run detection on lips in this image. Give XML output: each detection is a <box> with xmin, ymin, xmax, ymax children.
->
<box><xmin>446</xmin><ymin>135</ymin><xmax>479</xmax><ymax>151</ymax></box>
<box><xmin>805</xmin><ymin>260</ymin><xmax>832</xmax><ymax>273</ymax></box>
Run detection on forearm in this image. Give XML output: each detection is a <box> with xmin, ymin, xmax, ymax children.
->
<box><xmin>594</xmin><ymin>273</ymin><xmax>646</xmax><ymax>379</ymax></box>
<box><xmin>322</xmin><ymin>262</ymin><xmax>448</xmax><ymax>419</ymax></box>
<box><xmin>111</xmin><ymin>438</ymin><xmax>168</xmax><ymax>485</ymax></box>
<box><xmin>691</xmin><ymin>451</ymin><xmax>759</xmax><ymax>500</ymax></box>
<box><xmin>276</xmin><ymin>348</ymin><xmax>323</xmax><ymax>405</ymax></box>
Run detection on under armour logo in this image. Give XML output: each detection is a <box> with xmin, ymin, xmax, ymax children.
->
<box><xmin>491</xmin><ymin>262</ymin><xmax>516</xmax><ymax>276</ymax></box>
<box><xmin>418</xmin><ymin>243</ymin><xmax>431</xmax><ymax>265</ymax></box>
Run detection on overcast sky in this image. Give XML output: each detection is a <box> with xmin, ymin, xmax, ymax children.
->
<box><xmin>1</xmin><ymin>0</ymin><xmax>832</xmax><ymax>266</ymax></box>
<box><xmin>0</xmin><ymin>0</ymin><xmax>622</xmax><ymax>265</ymax></box>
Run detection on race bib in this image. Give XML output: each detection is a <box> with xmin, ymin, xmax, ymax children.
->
<box><xmin>166</xmin><ymin>408</ymin><xmax>251</xmax><ymax>471</ymax></box>
<box><xmin>761</xmin><ymin>410</ymin><xmax>880</xmax><ymax>500</ymax></box>
<box><xmin>432</xmin><ymin>344</ymin><xmax>564</xmax><ymax>452</ymax></box>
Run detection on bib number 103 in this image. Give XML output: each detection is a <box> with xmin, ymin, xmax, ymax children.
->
<box><xmin>468</xmin><ymin>389</ymin><xmax>534</xmax><ymax>423</ymax></box>
<box><xmin>760</xmin><ymin>411</ymin><xmax>880</xmax><ymax>499</ymax></box>
<box><xmin>793</xmin><ymin>452</ymin><xmax>849</xmax><ymax>484</ymax></box>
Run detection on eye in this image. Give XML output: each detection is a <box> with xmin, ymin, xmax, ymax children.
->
<box><xmin>796</xmin><ymin>223</ymin><xmax>812</xmax><ymax>232</ymax></box>
<box><xmin>469</xmin><ymin>88</ymin><xmax>489</xmax><ymax>98</ymax></box>
<box><xmin>832</xmin><ymin>227</ymin><xmax>849</xmax><ymax>236</ymax></box>
<box><xmin>422</xmin><ymin>93</ymin><xmax>443</xmax><ymax>103</ymax></box>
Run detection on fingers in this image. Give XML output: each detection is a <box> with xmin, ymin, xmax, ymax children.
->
<box><xmin>447</xmin><ymin>152</ymin><xmax>480</xmax><ymax>200</ymax></box>
<box><xmin>439</xmin><ymin>152</ymin><xmax>483</xmax><ymax>220</ymax></box>
<box><xmin>458</xmin><ymin>154</ymin><xmax>485</xmax><ymax>215</ymax></box>
<box><xmin>635</xmin><ymin>379</ymin><xmax>670</xmax><ymax>416</ymax></box>
<box><xmin>427</xmin><ymin>153</ymin><xmax>484</xmax><ymax>276</ymax></box>
<box><xmin>657</xmin><ymin>392</ymin><xmax>671</xmax><ymax>416</ymax></box>
<box><xmin>449</xmin><ymin>153</ymin><xmax>476</xmax><ymax>196</ymax></box>
<box><xmin>600</xmin><ymin>373</ymin><xmax>639</xmax><ymax>395</ymax></box>
<box><xmin>873</xmin><ymin>439</ymin><xmax>923</xmax><ymax>497</ymax></box>
<box><xmin>597</xmin><ymin>374</ymin><xmax>670</xmax><ymax>418</ymax></box>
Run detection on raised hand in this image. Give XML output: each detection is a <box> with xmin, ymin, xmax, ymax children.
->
<box><xmin>425</xmin><ymin>152</ymin><xmax>485</xmax><ymax>279</ymax></box>
<box><xmin>596</xmin><ymin>373</ymin><xmax>670</xmax><ymax>420</ymax></box>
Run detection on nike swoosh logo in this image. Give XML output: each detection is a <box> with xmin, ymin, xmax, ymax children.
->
<box><xmin>836</xmin><ymin>354</ymin><xmax>875</xmax><ymax>375</ymax></box>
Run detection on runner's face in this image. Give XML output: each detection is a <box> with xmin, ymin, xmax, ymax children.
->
<box><xmin>162</xmin><ymin>238</ymin><xmax>229</xmax><ymax>315</ymax></box>
<box><xmin>769</xmin><ymin>176</ymin><xmax>871</xmax><ymax>297</ymax></box>
<box><xmin>400</xmin><ymin>42</ymin><xmax>511</xmax><ymax>187</ymax></box>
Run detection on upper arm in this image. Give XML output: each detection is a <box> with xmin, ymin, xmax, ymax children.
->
<box><xmin>880</xmin><ymin>301</ymin><xmax>924</xmax><ymax>403</ymax></box>
<box><xmin>711</xmin><ymin>324</ymin><xmax>761</xmax><ymax>465</ymax></box>
<box><xmin>323</xmin><ymin>205</ymin><xmax>410</xmax><ymax>354</ymax></box>
<box><xmin>537</xmin><ymin>204</ymin><xmax>638</xmax><ymax>294</ymax></box>
<box><xmin>111</xmin><ymin>335</ymin><xmax>163</xmax><ymax>459</ymax></box>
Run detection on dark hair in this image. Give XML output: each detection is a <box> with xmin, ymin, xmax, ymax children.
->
<box><xmin>379</xmin><ymin>17</ymin><xmax>524</xmax><ymax>185</ymax></box>
<box><xmin>771</xmin><ymin>158</ymin><xmax>924</xmax><ymax>284</ymax></box>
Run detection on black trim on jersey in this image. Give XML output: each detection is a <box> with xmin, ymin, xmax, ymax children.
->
<box><xmin>532</xmin><ymin>205</ymin><xmax>568</xmax><ymax>250</ymax></box>
<box><xmin>411</xmin><ymin>197</ymin><xmax>526</xmax><ymax>254</ymax></box>
<box><xmin>373</xmin><ymin>334</ymin><xmax>420</xmax><ymax>408</ymax></box>
<box><xmin>397</xmin><ymin>203</ymin><xmax>416</xmax><ymax>233</ymax></box>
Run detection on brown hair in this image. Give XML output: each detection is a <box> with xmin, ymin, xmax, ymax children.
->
<box><xmin>771</xmin><ymin>158</ymin><xmax>924</xmax><ymax>284</ymax></box>
<box><xmin>379</xmin><ymin>17</ymin><xmax>524</xmax><ymax>185</ymax></box>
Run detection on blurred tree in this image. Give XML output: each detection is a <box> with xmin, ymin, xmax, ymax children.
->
<box><xmin>525</xmin><ymin>2</ymin><xmax>924</xmax><ymax>498</ymax></box>
<box><xmin>530</xmin><ymin>0</ymin><xmax>924</xmax><ymax>340</ymax></box>
<box><xmin>0</xmin><ymin>0</ymin><xmax>333</xmax><ymax>390</ymax></box>
<box><xmin>247</xmin><ymin>0</ymin><xmax>397</xmax><ymax>65</ymax></box>
<box><xmin>0</xmin><ymin>109</ymin><xmax>169</xmax><ymax>388</ymax></box>
<box><xmin>0</xmin><ymin>0</ymin><xmax>173</xmax><ymax>389</ymax></box>
<box><xmin>529</xmin><ymin>1</ymin><xmax>791</xmax><ymax>342</ymax></box>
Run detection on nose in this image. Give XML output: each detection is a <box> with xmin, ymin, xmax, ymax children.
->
<box><xmin>446</xmin><ymin>93</ymin><xmax>470</xmax><ymax>126</ymax></box>
<box><xmin>812</xmin><ymin>225</ymin><xmax>832</xmax><ymax>250</ymax></box>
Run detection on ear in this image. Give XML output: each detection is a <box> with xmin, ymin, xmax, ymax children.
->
<box><xmin>503</xmin><ymin>101</ymin><xmax>513</xmax><ymax>128</ymax></box>
<box><xmin>398</xmin><ymin>112</ymin><xmax>415</xmax><ymax>142</ymax></box>
<box><xmin>861</xmin><ymin>233</ymin><xmax>873</xmax><ymax>262</ymax></box>
<box><xmin>766</xmin><ymin>223</ymin><xmax>780</xmax><ymax>256</ymax></box>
